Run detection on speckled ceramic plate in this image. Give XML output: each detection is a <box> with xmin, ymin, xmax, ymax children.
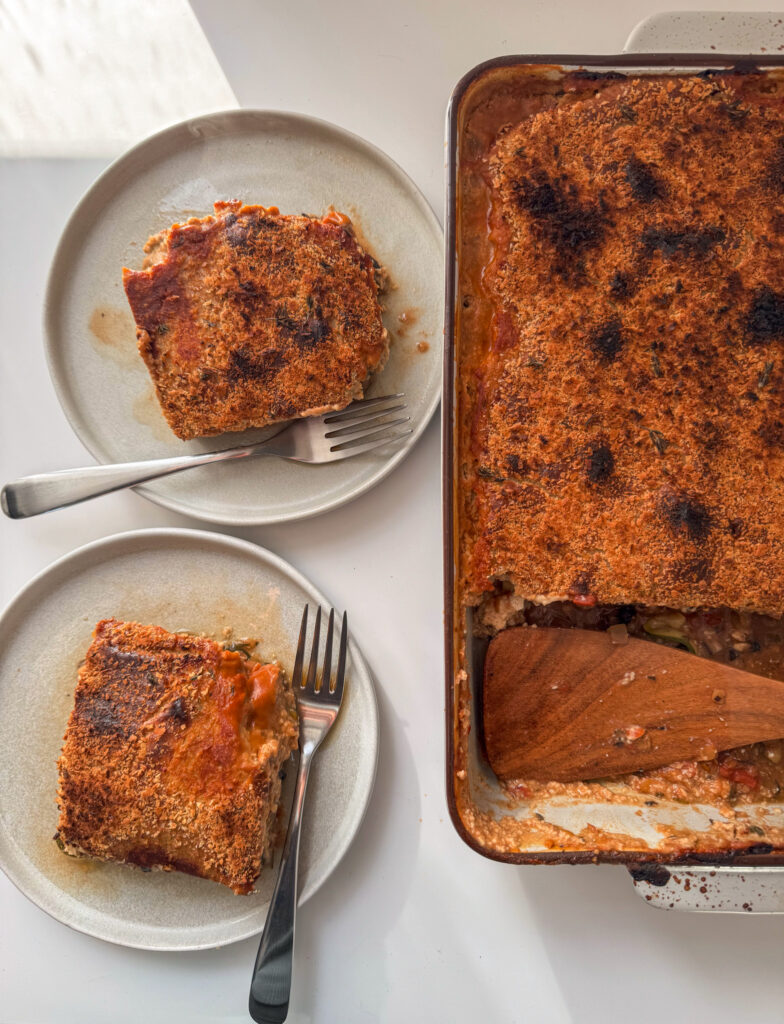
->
<box><xmin>44</xmin><ymin>110</ymin><xmax>442</xmax><ymax>524</ymax></box>
<box><xmin>0</xmin><ymin>528</ymin><xmax>378</xmax><ymax>950</ymax></box>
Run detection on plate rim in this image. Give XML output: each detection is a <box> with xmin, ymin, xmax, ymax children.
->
<box><xmin>42</xmin><ymin>107</ymin><xmax>443</xmax><ymax>526</ymax></box>
<box><xmin>0</xmin><ymin>526</ymin><xmax>379</xmax><ymax>950</ymax></box>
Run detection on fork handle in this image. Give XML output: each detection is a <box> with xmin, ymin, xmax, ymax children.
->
<box><xmin>249</xmin><ymin>748</ymin><xmax>313</xmax><ymax>1024</ymax></box>
<box><xmin>0</xmin><ymin>443</ymin><xmax>269</xmax><ymax>519</ymax></box>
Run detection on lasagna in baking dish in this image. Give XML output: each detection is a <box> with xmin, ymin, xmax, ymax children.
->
<box><xmin>459</xmin><ymin>72</ymin><xmax>784</xmax><ymax>818</ymax></box>
<box><xmin>56</xmin><ymin>619</ymin><xmax>298</xmax><ymax>893</ymax></box>
<box><xmin>123</xmin><ymin>201</ymin><xmax>390</xmax><ymax>440</ymax></box>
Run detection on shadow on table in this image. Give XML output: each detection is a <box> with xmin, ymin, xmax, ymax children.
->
<box><xmin>287</xmin><ymin>661</ymin><xmax>421</xmax><ymax>1021</ymax></box>
<box><xmin>517</xmin><ymin>863</ymin><xmax>784</xmax><ymax>1022</ymax></box>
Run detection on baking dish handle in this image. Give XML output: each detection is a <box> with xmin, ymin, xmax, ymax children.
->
<box><xmin>628</xmin><ymin>864</ymin><xmax>784</xmax><ymax>913</ymax></box>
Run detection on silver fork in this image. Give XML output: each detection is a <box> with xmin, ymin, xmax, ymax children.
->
<box><xmin>249</xmin><ymin>604</ymin><xmax>347</xmax><ymax>1024</ymax></box>
<box><xmin>1</xmin><ymin>394</ymin><xmax>410</xmax><ymax>519</ymax></box>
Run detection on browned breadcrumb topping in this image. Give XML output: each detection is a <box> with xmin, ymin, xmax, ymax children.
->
<box><xmin>56</xmin><ymin>619</ymin><xmax>298</xmax><ymax>894</ymax></box>
<box><xmin>453</xmin><ymin>68</ymin><xmax>784</xmax><ymax>859</ymax></box>
<box><xmin>123</xmin><ymin>201</ymin><xmax>389</xmax><ymax>440</ymax></box>
<box><xmin>464</xmin><ymin>74</ymin><xmax>784</xmax><ymax>615</ymax></box>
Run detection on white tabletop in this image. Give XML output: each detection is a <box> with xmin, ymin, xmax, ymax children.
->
<box><xmin>3</xmin><ymin>2</ymin><xmax>784</xmax><ymax>1022</ymax></box>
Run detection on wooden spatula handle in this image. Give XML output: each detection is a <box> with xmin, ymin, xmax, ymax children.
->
<box><xmin>483</xmin><ymin>627</ymin><xmax>784</xmax><ymax>782</ymax></box>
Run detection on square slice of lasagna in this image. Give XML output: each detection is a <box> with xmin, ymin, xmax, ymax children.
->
<box><xmin>56</xmin><ymin>619</ymin><xmax>298</xmax><ymax>893</ymax></box>
<box><xmin>123</xmin><ymin>201</ymin><xmax>390</xmax><ymax>440</ymax></box>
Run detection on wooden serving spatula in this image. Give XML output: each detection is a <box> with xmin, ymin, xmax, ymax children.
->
<box><xmin>483</xmin><ymin>626</ymin><xmax>784</xmax><ymax>783</ymax></box>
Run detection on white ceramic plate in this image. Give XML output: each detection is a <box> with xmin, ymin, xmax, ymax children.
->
<box><xmin>0</xmin><ymin>528</ymin><xmax>378</xmax><ymax>950</ymax></box>
<box><xmin>44</xmin><ymin>110</ymin><xmax>443</xmax><ymax>524</ymax></box>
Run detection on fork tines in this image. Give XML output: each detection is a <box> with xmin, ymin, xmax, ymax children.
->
<box><xmin>292</xmin><ymin>604</ymin><xmax>348</xmax><ymax>702</ymax></box>
<box><xmin>323</xmin><ymin>394</ymin><xmax>412</xmax><ymax>456</ymax></box>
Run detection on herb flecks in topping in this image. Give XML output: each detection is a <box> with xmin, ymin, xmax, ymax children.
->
<box><xmin>648</xmin><ymin>429</ymin><xmax>669</xmax><ymax>455</ymax></box>
<box><xmin>477</xmin><ymin>465</ymin><xmax>505</xmax><ymax>483</ymax></box>
<box><xmin>720</xmin><ymin>99</ymin><xmax>751</xmax><ymax>121</ymax></box>
<box><xmin>758</xmin><ymin>361</ymin><xmax>775</xmax><ymax>388</ymax></box>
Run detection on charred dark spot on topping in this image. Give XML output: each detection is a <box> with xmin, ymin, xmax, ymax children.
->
<box><xmin>572</xmin><ymin>69</ymin><xmax>624</xmax><ymax>81</ymax></box>
<box><xmin>695</xmin><ymin>418</ymin><xmax>722</xmax><ymax>452</ymax></box>
<box><xmin>677</xmin><ymin>556</ymin><xmax>712</xmax><ymax>583</ymax></box>
<box><xmin>294</xmin><ymin>314</ymin><xmax>330</xmax><ymax>351</ymax></box>
<box><xmin>512</xmin><ymin>173</ymin><xmax>607</xmax><ymax>273</ymax></box>
<box><xmin>766</xmin><ymin>139</ymin><xmax>784</xmax><ymax>193</ymax></box>
<box><xmin>270</xmin><ymin>399</ymin><xmax>298</xmax><ymax>420</ymax></box>
<box><xmin>629</xmin><ymin>863</ymin><xmax>671</xmax><ymax>886</ymax></box>
<box><xmin>618</xmin><ymin>103</ymin><xmax>637</xmax><ymax>123</ymax></box>
<box><xmin>609</xmin><ymin>270</ymin><xmax>633</xmax><ymax>299</ymax></box>
<box><xmin>275</xmin><ymin>305</ymin><xmax>331</xmax><ymax>350</ymax></box>
<box><xmin>757</xmin><ymin>416</ymin><xmax>784</xmax><ymax>448</ymax></box>
<box><xmin>720</xmin><ymin>273</ymin><xmax>741</xmax><ymax>302</ymax></box>
<box><xmin>624</xmin><ymin>156</ymin><xmax>663</xmax><ymax>202</ymax></box>
<box><xmin>228</xmin><ymin>347</ymin><xmax>287</xmax><ymax>383</ymax></box>
<box><xmin>225</xmin><ymin>217</ymin><xmax>256</xmax><ymax>251</ymax></box>
<box><xmin>590</xmin><ymin>319</ymin><xmax>624</xmax><ymax>362</ymax></box>
<box><xmin>167</xmin><ymin>697</ymin><xmax>189</xmax><ymax>724</ymax></box>
<box><xmin>747</xmin><ymin>287</ymin><xmax>784</xmax><ymax>342</ymax></box>
<box><xmin>505</xmin><ymin>454</ymin><xmax>528</xmax><ymax>477</ymax></box>
<box><xmin>73</xmin><ymin>694</ymin><xmax>124</xmax><ymax>735</ymax></box>
<box><xmin>641</xmin><ymin>225</ymin><xmax>725</xmax><ymax>259</ymax></box>
<box><xmin>74</xmin><ymin>644</ymin><xmax>167</xmax><ymax>738</ymax></box>
<box><xmin>728</xmin><ymin>518</ymin><xmax>744</xmax><ymax>538</ymax></box>
<box><xmin>663</xmin><ymin>494</ymin><xmax>712</xmax><ymax>541</ymax></box>
<box><xmin>585</xmin><ymin>443</ymin><xmax>614</xmax><ymax>484</ymax></box>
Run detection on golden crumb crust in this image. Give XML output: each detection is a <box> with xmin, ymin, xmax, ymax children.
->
<box><xmin>123</xmin><ymin>201</ymin><xmax>389</xmax><ymax>440</ymax></box>
<box><xmin>56</xmin><ymin>619</ymin><xmax>298</xmax><ymax>894</ymax></box>
<box><xmin>463</xmin><ymin>74</ymin><xmax>784</xmax><ymax>614</ymax></box>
